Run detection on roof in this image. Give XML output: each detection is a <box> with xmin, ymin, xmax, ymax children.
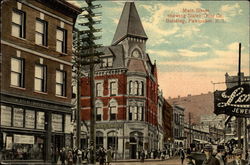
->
<box><xmin>112</xmin><ymin>2</ymin><xmax>148</xmax><ymax>45</ymax></box>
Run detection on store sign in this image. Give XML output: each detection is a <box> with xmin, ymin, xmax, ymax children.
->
<box><xmin>52</xmin><ymin>114</ymin><xmax>62</xmax><ymax>132</ymax></box>
<box><xmin>1</xmin><ymin>105</ymin><xmax>12</xmax><ymax>126</ymax></box>
<box><xmin>214</xmin><ymin>84</ymin><xmax>250</xmax><ymax>117</ymax></box>
<box><xmin>25</xmin><ymin>110</ymin><xmax>35</xmax><ymax>129</ymax></box>
<box><xmin>14</xmin><ymin>134</ymin><xmax>34</xmax><ymax>144</ymax></box>
<box><xmin>37</xmin><ymin>111</ymin><xmax>45</xmax><ymax>129</ymax></box>
<box><xmin>13</xmin><ymin>108</ymin><xmax>24</xmax><ymax>127</ymax></box>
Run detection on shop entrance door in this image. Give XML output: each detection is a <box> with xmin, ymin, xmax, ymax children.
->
<box><xmin>52</xmin><ymin>135</ymin><xmax>64</xmax><ymax>163</ymax></box>
<box><xmin>130</xmin><ymin>144</ymin><xmax>137</xmax><ymax>159</ymax></box>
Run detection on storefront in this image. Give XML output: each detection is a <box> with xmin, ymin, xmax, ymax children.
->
<box><xmin>0</xmin><ymin>100</ymin><xmax>73</xmax><ymax>163</ymax></box>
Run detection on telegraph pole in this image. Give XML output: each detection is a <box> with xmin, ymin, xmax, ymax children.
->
<box><xmin>237</xmin><ymin>43</ymin><xmax>242</xmax><ymax>149</ymax></box>
<box><xmin>189</xmin><ymin>112</ymin><xmax>192</xmax><ymax>148</ymax></box>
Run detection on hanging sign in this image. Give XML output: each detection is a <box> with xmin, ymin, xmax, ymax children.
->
<box><xmin>214</xmin><ymin>84</ymin><xmax>250</xmax><ymax>117</ymax></box>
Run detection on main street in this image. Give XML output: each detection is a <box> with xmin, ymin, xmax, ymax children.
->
<box><xmin>106</xmin><ymin>157</ymin><xmax>185</xmax><ymax>165</ymax></box>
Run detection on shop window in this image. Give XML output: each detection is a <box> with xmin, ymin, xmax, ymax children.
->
<box><xmin>34</xmin><ymin>64</ymin><xmax>47</xmax><ymax>92</ymax></box>
<box><xmin>56</xmin><ymin>70</ymin><xmax>66</xmax><ymax>97</ymax></box>
<box><xmin>35</xmin><ymin>19</ymin><xmax>47</xmax><ymax>46</ymax></box>
<box><xmin>0</xmin><ymin>105</ymin><xmax>12</xmax><ymax>126</ymax></box>
<box><xmin>56</xmin><ymin>28</ymin><xmax>67</xmax><ymax>53</ymax></box>
<box><xmin>1</xmin><ymin>134</ymin><xmax>44</xmax><ymax>160</ymax></box>
<box><xmin>11</xmin><ymin>9</ymin><xmax>25</xmax><ymax>38</ymax></box>
<box><xmin>96</xmin><ymin>132</ymin><xmax>103</xmax><ymax>149</ymax></box>
<box><xmin>13</xmin><ymin>108</ymin><xmax>24</xmax><ymax>127</ymax></box>
<box><xmin>36</xmin><ymin>111</ymin><xmax>45</xmax><ymax>129</ymax></box>
<box><xmin>25</xmin><ymin>110</ymin><xmax>35</xmax><ymax>129</ymax></box>
<box><xmin>52</xmin><ymin>114</ymin><xmax>63</xmax><ymax>132</ymax></box>
<box><xmin>11</xmin><ymin>57</ymin><xmax>24</xmax><ymax>88</ymax></box>
<box><xmin>107</xmin><ymin>131</ymin><xmax>118</xmax><ymax>150</ymax></box>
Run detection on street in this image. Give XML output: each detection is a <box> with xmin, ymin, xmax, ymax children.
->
<box><xmin>106</xmin><ymin>157</ymin><xmax>185</xmax><ymax>165</ymax></box>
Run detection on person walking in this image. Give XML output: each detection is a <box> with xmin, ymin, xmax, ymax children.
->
<box><xmin>67</xmin><ymin>150</ymin><xmax>73</xmax><ymax>165</ymax></box>
<box><xmin>140</xmin><ymin>150</ymin><xmax>145</xmax><ymax>163</ymax></box>
<box><xmin>202</xmin><ymin>144</ymin><xmax>220</xmax><ymax>165</ymax></box>
<box><xmin>98</xmin><ymin>147</ymin><xmax>106</xmax><ymax>165</ymax></box>
<box><xmin>227</xmin><ymin>149</ymin><xmax>248</xmax><ymax>165</ymax></box>
<box><xmin>215</xmin><ymin>145</ymin><xmax>226</xmax><ymax>165</ymax></box>
<box><xmin>180</xmin><ymin>148</ymin><xmax>185</xmax><ymax>165</ymax></box>
<box><xmin>59</xmin><ymin>147</ymin><xmax>66</xmax><ymax>165</ymax></box>
<box><xmin>106</xmin><ymin>146</ymin><xmax>113</xmax><ymax>165</ymax></box>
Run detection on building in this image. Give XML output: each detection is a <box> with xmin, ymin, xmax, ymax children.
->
<box><xmin>157</xmin><ymin>90</ymin><xmax>166</xmax><ymax>151</ymax></box>
<box><xmin>80</xmin><ymin>2</ymin><xmax>160</xmax><ymax>159</ymax></box>
<box><xmin>162</xmin><ymin>99</ymin><xmax>173</xmax><ymax>149</ymax></box>
<box><xmin>225</xmin><ymin>72</ymin><xmax>250</xmax><ymax>150</ymax></box>
<box><xmin>0</xmin><ymin>0</ymin><xmax>81</xmax><ymax>163</ymax></box>
<box><xmin>172</xmin><ymin>105</ymin><xmax>185</xmax><ymax>149</ymax></box>
<box><xmin>168</xmin><ymin>92</ymin><xmax>214</xmax><ymax>124</ymax></box>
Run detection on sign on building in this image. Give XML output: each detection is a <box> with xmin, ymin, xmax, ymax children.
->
<box><xmin>214</xmin><ymin>84</ymin><xmax>250</xmax><ymax>117</ymax></box>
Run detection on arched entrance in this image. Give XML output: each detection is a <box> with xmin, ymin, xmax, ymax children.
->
<box><xmin>129</xmin><ymin>131</ymin><xmax>143</xmax><ymax>159</ymax></box>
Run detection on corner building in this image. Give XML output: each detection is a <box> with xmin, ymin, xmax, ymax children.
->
<box><xmin>81</xmin><ymin>2</ymin><xmax>160</xmax><ymax>159</ymax></box>
<box><xmin>0</xmin><ymin>0</ymin><xmax>80</xmax><ymax>163</ymax></box>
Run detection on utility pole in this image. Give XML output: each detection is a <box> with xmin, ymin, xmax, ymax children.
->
<box><xmin>237</xmin><ymin>43</ymin><xmax>242</xmax><ymax>149</ymax></box>
<box><xmin>73</xmin><ymin>0</ymin><xmax>103</xmax><ymax>163</ymax></box>
<box><xmin>188</xmin><ymin>112</ymin><xmax>192</xmax><ymax>148</ymax></box>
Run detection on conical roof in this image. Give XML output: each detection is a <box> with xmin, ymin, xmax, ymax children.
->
<box><xmin>112</xmin><ymin>2</ymin><xmax>148</xmax><ymax>45</ymax></box>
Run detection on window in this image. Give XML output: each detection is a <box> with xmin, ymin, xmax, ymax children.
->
<box><xmin>110</xmin><ymin>81</ymin><xmax>117</xmax><ymax>96</ymax></box>
<box><xmin>56</xmin><ymin>70</ymin><xmax>66</xmax><ymax>96</ymax></box>
<box><xmin>12</xmin><ymin>9</ymin><xmax>25</xmax><ymax>38</ymax></box>
<box><xmin>138</xmin><ymin>81</ymin><xmax>144</xmax><ymax>96</ymax></box>
<box><xmin>138</xmin><ymin>106</ymin><xmax>143</xmax><ymax>121</ymax></box>
<box><xmin>96</xmin><ymin>83</ymin><xmax>103</xmax><ymax>97</ymax></box>
<box><xmin>96</xmin><ymin>132</ymin><xmax>104</xmax><ymax>149</ymax></box>
<box><xmin>129</xmin><ymin>107</ymin><xmax>133</xmax><ymax>120</ymax></box>
<box><xmin>110</xmin><ymin>106</ymin><xmax>117</xmax><ymax>120</ymax></box>
<box><xmin>56</xmin><ymin>28</ymin><xmax>67</xmax><ymax>53</ymax></box>
<box><xmin>107</xmin><ymin>131</ymin><xmax>118</xmax><ymax>150</ymax></box>
<box><xmin>96</xmin><ymin>107</ymin><xmax>102</xmax><ymax>121</ymax></box>
<box><xmin>102</xmin><ymin>57</ymin><xmax>113</xmax><ymax>67</ymax></box>
<box><xmin>35</xmin><ymin>19</ymin><xmax>47</xmax><ymax>46</ymax></box>
<box><xmin>129</xmin><ymin>106</ymin><xmax>144</xmax><ymax>121</ymax></box>
<box><xmin>11</xmin><ymin>58</ymin><xmax>24</xmax><ymax>87</ymax></box>
<box><xmin>133</xmin><ymin>81</ymin><xmax>138</xmax><ymax>95</ymax></box>
<box><xmin>34</xmin><ymin>64</ymin><xmax>46</xmax><ymax>92</ymax></box>
<box><xmin>129</xmin><ymin>81</ymin><xmax>133</xmax><ymax>95</ymax></box>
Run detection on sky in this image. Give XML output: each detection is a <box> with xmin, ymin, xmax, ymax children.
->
<box><xmin>69</xmin><ymin>0</ymin><xmax>250</xmax><ymax>98</ymax></box>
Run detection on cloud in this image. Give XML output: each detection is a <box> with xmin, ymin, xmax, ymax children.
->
<box><xmin>177</xmin><ymin>49</ymin><xmax>207</xmax><ymax>57</ymax></box>
<box><xmin>148</xmin><ymin>49</ymin><xmax>176</xmax><ymax>57</ymax></box>
<box><xmin>220</xmin><ymin>3</ymin><xmax>243</xmax><ymax>21</ymax></box>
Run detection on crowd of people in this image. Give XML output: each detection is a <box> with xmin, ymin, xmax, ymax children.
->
<box><xmin>180</xmin><ymin>144</ymin><xmax>250</xmax><ymax>165</ymax></box>
<box><xmin>56</xmin><ymin>146</ymin><xmax>114</xmax><ymax>165</ymax></box>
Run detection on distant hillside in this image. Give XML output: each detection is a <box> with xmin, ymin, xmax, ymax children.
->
<box><xmin>167</xmin><ymin>92</ymin><xmax>214</xmax><ymax>124</ymax></box>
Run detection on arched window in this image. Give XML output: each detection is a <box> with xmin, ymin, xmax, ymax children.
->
<box><xmin>109</xmin><ymin>99</ymin><xmax>118</xmax><ymax>120</ymax></box>
<box><xmin>96</xmin><ymin>131</ymin><xmax>104</xmax><ymax>149</ymax></box>
<box><xmin>138</xmin><ymin>81</ymin><xmax>144</xmax><ymax>96</ymax></box>
<box><xmin>107</xmin><ymin>131</ymin><xmax>118</xmax><ymax>150</ymax></box>
<box><xmin>134</xmin><ymin>81</ymin><xmax>138</xmax><ymax>95</ymax></box>
<box><xmin>95</xmin><ymin>100</ymin><xmax>103</xmax><ymax>121</ymax></box>
<box><xmin>129</xmin><ymin>81</ymin><xmax>133</xmax><ymax>95</ymax></box>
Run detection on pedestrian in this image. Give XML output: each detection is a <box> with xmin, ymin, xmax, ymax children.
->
<box><xmin>180</xmin><ymin>148</ymin><xmax>185</xmax><ymax>165</ymax></box>
<box><xmin>99</xmin><ymin>147</ymin><xmax>106</xmax><ymax>165</ymax></box>
<box><xmin>227</xmin><ymin>148</ymin><xmax>247</xmax><ymax>165</ymax></box>
<box><xmin>77</xmin><ymin>148</ymin><xmax>82</xmax><ymax>164</ymax></box>
<box><xmin>73</xmin><ymin>148</ymin><xmax>77</xmax><ymax>164</ymax></box>
<box><xmin>67</xmin><ymin>150</ymin><xmax>73</xmax><ymax>165</ymax></box>
<box><xmin>59</xmin><ymin>147</ymin><xmax>66</xmax><ymax>165</ymax></box>
<box><xmin>140</xmin><ymin>150</ymin><xmax>145</xmax><ymax>162</ymax></box>
<box><xmin>186</xmin><ymin>155</ymin><xmax>195</xmax><ymax>165</ymax></box>
<box><xmin>215</xmin><ymin>145</ymin><xmax>226</xmax><ymax>165</ymax></box>
<box><xmin>106</xmin><ymin>146</ymin><xmax>113</xmax><ymax>165</ymax></box>
<box><xmin>202</xmin><ymin>144</ymin><xmax>220</xmax><ymax>165</ymax></box>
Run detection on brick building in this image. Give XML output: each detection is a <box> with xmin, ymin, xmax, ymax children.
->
<box><xmin>0</xmin><ymin>0</ymin><xmax>80</xmax><ymax>163</ymax></box>
<box><xmin>80</xmin><ymin>2</ymin><xmax>160</xmax><ymax>159</ymax></box>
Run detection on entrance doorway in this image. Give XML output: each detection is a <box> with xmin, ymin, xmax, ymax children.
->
<box><xmin>130</xmin><ymin>144</ymin><xmax>137</xmax><ymax>159</ymax></box>
<box><xmin>51</xmin><ymin>135</ymin><xmax>64</xmax><ymax>163</ymax></box>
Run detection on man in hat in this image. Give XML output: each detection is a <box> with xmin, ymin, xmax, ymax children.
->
<box><xmin>216</xmin><ymin>145</ymin><xmax>226</xmax><ymax>165</ymax></box>
<box><xmin>202</xmin><ymin>145</ymin><xmax>220</xmax><ymax>165</ymax></box>
<box><xmin>227</xmin><ymin>149</ymin><xmax>247</xmax><ymax>165</ymax></box>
